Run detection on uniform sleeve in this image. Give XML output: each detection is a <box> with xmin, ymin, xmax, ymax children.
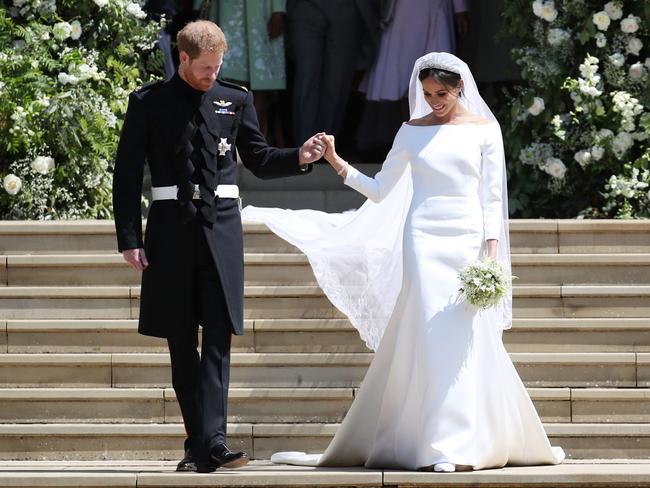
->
<box><xmin>112</xmin><ymin>92</ymin><xmax>147</xmax><ymax>252</ymax></box>
<box><xmin>237</xmin><ymin>90</ymin><xmax>310</xmax><ymax>179</ymax></box>
<box><xmin>344</xmin><ymin>127</ymin><xmax>409</xmax><ymax>203</ymax></box>
<box><xmin>480</xmin><ymin>123</ymin><xmax>505</xmax><ymax>241</ymax></box>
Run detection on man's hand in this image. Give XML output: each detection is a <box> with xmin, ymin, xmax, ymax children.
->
<box><xmin>267</xmin><ymin>12</ymin><xmax>285</xmax><ymax>39</ymax></box>
<box><xmin>122</xmin><ymin>248</ymin><xmax>149</xmax><ymax>271</ymax></box>
<box><xmin>454</xmin><ymin>12</ymin><xmax>470</xmax><ymax>39</ymax></box>
<box><xmin>299</xmin><ymin>132</ymin><xmax>327</xmax><ymax>165</ymax></box>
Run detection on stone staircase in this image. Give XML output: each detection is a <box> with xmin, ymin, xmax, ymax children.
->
<box><xmin>0</xmin><ymin>219</ymin><xmax>650</xmax><ymax>486</ymax></box>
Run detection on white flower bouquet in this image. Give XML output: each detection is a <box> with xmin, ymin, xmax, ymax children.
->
<box><xmin>458</xmin><ymin>258</ymin><xmax>513</xmax><ymax>309</ymax></box>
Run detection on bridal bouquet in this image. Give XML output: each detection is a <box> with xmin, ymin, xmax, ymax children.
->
<box><xmin>458</xmin><ymin>258</ymin><xmax>513</xmax><ymax>309</ymax></box>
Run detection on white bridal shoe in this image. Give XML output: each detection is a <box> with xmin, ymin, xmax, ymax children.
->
<box><xmin>433</xmin><ymin>462</ymin><xmax>456</xmax><ymax>472</ymax></box>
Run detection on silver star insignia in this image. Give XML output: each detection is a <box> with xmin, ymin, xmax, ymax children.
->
<box><xmin>218</xmin><ymin>138</ymin><xmax>232</xmax><ymax>156</ymax></box>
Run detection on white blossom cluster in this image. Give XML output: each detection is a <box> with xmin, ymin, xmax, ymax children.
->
<box><xmin>458</xmin><ymin>258</ymin><xmax>513</xmax><ymax>310</ymax></box>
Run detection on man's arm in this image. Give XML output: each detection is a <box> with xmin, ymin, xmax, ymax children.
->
<box><xmin>113</xmin><ymin>92</ymin><xmax>147</xmax><ymax>254</ymax></box>
<box><xmin>236</xmin><ymin>90</ymin><xmax>314</xmax><ymax>179</ymax></box>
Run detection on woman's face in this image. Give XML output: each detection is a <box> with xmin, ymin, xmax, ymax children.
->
<box><xmin>421</xmin><ymin>76</ymin><xmax>463</xmax><ymax>118</ymax></box>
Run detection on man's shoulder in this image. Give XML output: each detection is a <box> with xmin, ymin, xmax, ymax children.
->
<box><xmin>132</xmin><ymin>79</ymin><xmax>166</xmax><ymax>100</ymax></box>
<box><xmin>213</xmin><ymin>79</ymin><xmax>250</xmax><ymax>104</ymax></box>
<box><xmin>216</xmin><ymin>78</ymin><xmax>249</xmax><ymax>93</ymax></box>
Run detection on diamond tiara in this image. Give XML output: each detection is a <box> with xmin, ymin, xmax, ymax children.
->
<box><xmin>417</xmin><ymin>60</ymin><xmax>461</xmax><ymax>74</ymax></box>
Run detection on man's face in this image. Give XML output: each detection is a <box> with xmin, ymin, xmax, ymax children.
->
<box><xmin>179</xmin><ymin>49</ymin><xmax>223</xmax><ymax>92</ymax></box>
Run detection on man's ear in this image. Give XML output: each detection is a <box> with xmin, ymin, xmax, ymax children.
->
<box><xmin>179</xmin><ymin>51</ymin><xmax>189</xmax><ymax>64</ymax></box>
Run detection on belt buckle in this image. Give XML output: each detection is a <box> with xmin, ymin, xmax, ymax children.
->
<box><xmin>192</xmin><ymin>185</ymin><xmax>200</xmax><ymax>200</ymax></box>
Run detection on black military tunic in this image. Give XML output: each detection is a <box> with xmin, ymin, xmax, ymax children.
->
<box><xmin>113</xmin><ymin>73</ymin><xmax>311</xmax><ymax>339</ymax></box>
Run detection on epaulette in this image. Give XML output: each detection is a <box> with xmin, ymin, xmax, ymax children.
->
<box><xmin>218</xmin><ymin>79</ymin><xmax>249</xmax><ymax>93</ymax></box>
<box><xmin>135</xmin><ymin>79</ymin><xmax>164</xmax><ymax>94</ymax></box>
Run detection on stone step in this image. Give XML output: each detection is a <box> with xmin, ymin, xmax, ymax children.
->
<box><xmin>3</xmin><ymin>387</ymin><xmax>648</xmax><ymax>425</ymax></box>
<box><xmin>3</xmin><ymin>318</ymin><xmax>650</xmax><ymax>354</ymax></box>
<box><xmin>2</xmin><ymin>461</ymin><xmax>650</xmax><ymax>488</ymax></box>
<box><xmin>1</xmin><ymin>285</ymin><xmax>649</xmax><ymax>320</ymax></box>
<box><xmin>0</xmin><ymin>422</ymin><xmax>648</xmax><ymax>460</ymax></box>
<box><xmin>0</xmin><ymin>285</ymin><xmax>650</xmax><ymax>320</ymax></box>
<box><xmin>5</xmin><ymin>253</ymin><xmax>650</xmax><ymax>286</ymax></box>
<box><xmin>0</xmin><ymin>220</ymin><xmax>649</xmax><ymax>255</ymax></box>
<box><xmin>0</xmin><ymin>352</ymin><xmax>643</xmax><ymax>388</ymax></box>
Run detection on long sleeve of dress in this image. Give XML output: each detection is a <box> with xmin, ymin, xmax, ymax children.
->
<box><xmin>480</xmin><ymin>123</ymin><xmax>505</xmax><ymax>241</ymax></box>
<box><xmin>344</xmin><ymin>127</ymin><xmax>409</xmax><ymax>203</ymax></box>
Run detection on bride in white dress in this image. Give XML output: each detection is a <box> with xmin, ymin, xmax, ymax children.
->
<box><xmin>242</xmin><ymin>52</ymin><xmax>564</xmax><ymax>472</ymax></box>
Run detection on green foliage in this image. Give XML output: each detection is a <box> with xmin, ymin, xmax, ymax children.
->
<box><xmin>499</xmin><ymin>0</ymin><xmax>649</xmax><ymax>218</ymax></box>
<box><xmin>0</xmin><ymin>0</ymin><xmax>163</xmax><ymax>219</ymax></box>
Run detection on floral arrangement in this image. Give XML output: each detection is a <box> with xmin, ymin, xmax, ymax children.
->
<box><xmin>458</xmin><ymin>258</ymin><xmax>513</xmax><ymax>310</ymax></box>
<box><xmin>0</xmin><ymin>0</ymin><xmax>163</xmax><ymax>219</ymax></box>
<box><xmin>500</xmin><ymin>1</ymin><xmax>649</xmax><ymax>218</ymax></box>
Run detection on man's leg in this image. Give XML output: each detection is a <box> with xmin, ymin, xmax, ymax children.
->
<box><xmin>167</xmin><ymin>331</ymin><xmax>202</xmax><ymax>470</ymax></box>
<box><xmin>287</xmin><ymin>0</ymin><xmax>327</xmax><ymax>145</ymax></box>
<box><xmin>195</xmin><ymin>225</ymin><xmax>248</xmax><ymax>470</ymax></box>
<box><xmin>321</xmin><ymin>0</ymin><xmax>359</xmax><ymax>136</ymax></box>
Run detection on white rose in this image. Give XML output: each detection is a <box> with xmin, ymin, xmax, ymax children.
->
<box><xmin>598</xmin><ymin>128</ymin><xmax>614</xmax><ymax>139</ymax></box>
<box><xmin>126</xmin><ymin>2</ymin><xmax>147</xmax><ymax>19</ymax></box>
<box><xmin>70</xmin><ymin>20</ymin><xmax>82</xmax><ymax>40</ymax></box>
<box><xmin>604</xmin><ymin>2</ymin><xmax>623</xmax><ymax>20</ymax></box>
<box><xmin>612</xmin><ymin>132</ymin><xmax>634</xmax><ymax>156</ymax></box>
<box><xmin>532</xmin><ymin>0</ymin><xmax>543</xmax><ymax>17</ymax></box>
<box><xmin>3</xmin><ymin>174</ymin><xmax>22</xmax><ymax>195</ymax></box>
<box><xmin>527</xmin><ymin>97</ymin><xmax>545</xmax><ymax>116</ymax></box>
<box><xmin>609</xmin><ymin>53</ymin><xmax>625</xmax><ymax>68</ymax></box>
<box><xmin>595</xmin><ymin>33</ymin><xmax>607</xmax><ymax>48</ymax></box>
<box><xmin>627</xmin><ymin>38</ymin><xmax>643</xmax><ymax>56</ymax></box>
<box><xmin>591</xmin><ymin>145</ymin><xmax>605</xmax><ymax>160</ymax></box>
<box><xmin>621</xmin><ymin>14</ymin><xmax>640</xmax><ymax>34</ymax></box>
<box><xmin>52</xmin><ymin>21</ymin><xmax>72</xmax><ymax>41</ymax></box>
<box><xmin>540</xmin><ymin>2</ymin><xmax>558</xmax><ymax>22</ymax></box>
<box><xmin>632</xmin><ymin>131</ymin><xmax>649</xmax><ymax>141</ymax></box>
<box><xmin>593</xmin><ymin>11</ymin><xmax>611</xmax><ymax>31</ymax></box>
<box><xmin>629</xmin><ymin>62</ymin><xmax>645</xmax><ymax>80</ymax></box>
<box><xmin>41</xmin><ymin>31</ymin><xmax>50</xmax><ymax>40</ymax></box>
<box><xmin>31</xmin><ymin>156</ymin><xmax>55</xmax><ymax>175</ymax></box>
<box><xmin>544</xmin><ymin>157</ymin><xmax>567</xmax><ymax>179</ymax></box>
<box><xmin>574</xmin><ymin>150</ymin><xmax>592</xmax><ymax>167</ymax></box>
<box><xmin>547</xmin><ymin>28</ymin><xmax>569</xmax><ymax>46</ymax></box>
<box><xmin>93</xmin><ymin>0</ymin><xmax>109</xmax><ymax>6</ymax></box>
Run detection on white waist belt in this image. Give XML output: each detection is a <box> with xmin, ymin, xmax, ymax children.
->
<box><xmin>151</xmin><ymin>184</ymin><xmax>239</xmax><ymax>201</ymax></box>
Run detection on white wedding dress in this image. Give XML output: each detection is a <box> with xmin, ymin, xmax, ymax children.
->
<box><xmin>243</xmin><ymin>121</ymin><xmax>564</xmax><ymax>470</ymax></box>
<box><xmin>242</xmin><ymin>52</ymin><xmax>564</xmax><ymax>471</ymax></box>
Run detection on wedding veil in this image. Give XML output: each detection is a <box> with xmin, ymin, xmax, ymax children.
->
<box><xmin>242</xmin><ymin>52</ymin><xmax>512</xmax><ymax>352</ymax></box>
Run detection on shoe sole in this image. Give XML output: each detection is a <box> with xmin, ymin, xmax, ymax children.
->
<box><xmin>220</xmin><ymin>457</ymin><xmax>250</xmax><ymax>469</ymax></box>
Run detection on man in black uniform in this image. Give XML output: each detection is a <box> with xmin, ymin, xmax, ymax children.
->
<box><xmin>112</xmin><ymin>20</ymin><xmax>325</xmax><ymax>472</ymax></box>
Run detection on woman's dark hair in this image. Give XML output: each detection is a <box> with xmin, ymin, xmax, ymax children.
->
<box><xmin>418</xmin><ymin>68</ymin><xmax>463</xmax><ymax>97</ymax></box>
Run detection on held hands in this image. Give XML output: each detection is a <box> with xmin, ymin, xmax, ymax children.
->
<box><xmin>299</xmin><ymin>132</ymin><xmax>327</xmax><ymax>165</ymax></box>
<box><xmin>123</xmin><ymin>248</ymin><xmax>149</xmax><ymax>271</ymax></box>
<box><xmin>317</xmin><ymin>134</ymin><xmax>349</xmax><ymax>176</ymax></box>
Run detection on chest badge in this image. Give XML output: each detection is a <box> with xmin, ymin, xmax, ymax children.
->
<box><xmin>213</xmin><ymin>99</ymin><xmax>235</xmax><ymax>115</ymax></box>
<box><xmin>218</xmin><ymin>138</ymin><xmax>232</xmax><ymax>156</ymax></box>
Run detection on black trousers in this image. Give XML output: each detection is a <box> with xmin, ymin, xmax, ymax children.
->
<box><xmin>166</xmin><ymin>220</ymin><xmax>232</xmax><ymax>457</ymax></box>
<box><xmin>288</xmin><ymin>0</ymin><xmax>359</xmax><ymax>145</ymax></box>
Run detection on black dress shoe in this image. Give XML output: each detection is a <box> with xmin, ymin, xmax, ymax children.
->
<box><xmin>198</xmin><ymin>443</ymin><xmax>249</xmax><ymax>472</ymax></box>
<box><xmin>176</xmin><ymin>450</ymin><xmax>199</xmax><ymax>472</ymax></box>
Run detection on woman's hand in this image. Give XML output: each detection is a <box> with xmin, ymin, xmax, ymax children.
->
<box><xmin>486</xmin><ymin>239</ymin><xmax>498</xmax><ymax>259</ymax></box>
<box><xmin>318</xmin><ymin>134</ymin><xmax>349</xmax><ymax>176</ymax></box>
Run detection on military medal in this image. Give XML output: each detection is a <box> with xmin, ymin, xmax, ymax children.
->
<box><xmin>213</xmin><ymin>99</ymin><xmax>235</xmax><ymax>116</ymax></box>
<box><xmin>218</xmin><ymin>138</ymin><xmax>232</xmax><ymax>156</ymax></box>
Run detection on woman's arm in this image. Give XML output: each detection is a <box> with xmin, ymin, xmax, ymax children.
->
<box><xmin>321</xmin><ymin>129</ymin><xmax>409</xmax><ymax>203</ymax></box>
<box><xmin>481</xmin><ymin>123</ymin><xmax>505</xmax><ymax>258</ymax></box>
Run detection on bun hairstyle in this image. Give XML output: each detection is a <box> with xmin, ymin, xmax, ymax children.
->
<box><xmin>418</xmin><ymin>68</ymin><xmax>463</xmax><ymax>98</ymax></box>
